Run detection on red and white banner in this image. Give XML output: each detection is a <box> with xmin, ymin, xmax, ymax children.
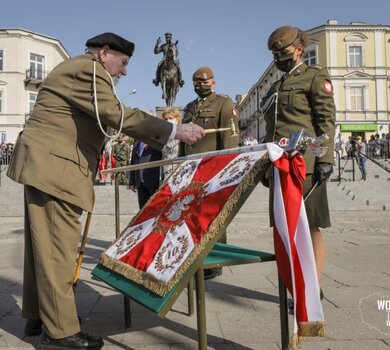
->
<box><xmin>101</xmin><ymin>150</ymin><xmax>268</xmax><ymax>296</ymax></box>
<box><xmin>267</xmin><ymin>143</ymin><xmax>325</xmax><ymax>346</ymax></box>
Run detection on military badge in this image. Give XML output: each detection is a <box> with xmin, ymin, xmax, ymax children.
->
<box><xmin>323</xmin><ymin>81</ymin><xmax>333</xmax><ymax>93</ymax></box>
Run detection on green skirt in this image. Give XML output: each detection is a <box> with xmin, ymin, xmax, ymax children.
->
<box><xmin>269</xmin><ymin>172</ymin><xmax>331</xmax><ymax>229</ymax></box>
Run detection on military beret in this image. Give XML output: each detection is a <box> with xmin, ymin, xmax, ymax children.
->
<box><xmin>192</xmin><ymin>67</ymin><xmax>214</xmax><ymax>81</ymax></box>
<box><xmin>85</xmin><ymin>32</ymin><xmax>135</xmax><ymax>57</ymax></box>
<box><xmin>267</xmin><ymin>26</ymin><xmax>299</xmax><ymax>51</ymax></box>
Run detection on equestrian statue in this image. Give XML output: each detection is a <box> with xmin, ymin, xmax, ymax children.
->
<box><xmin>153</xmin><ymin>32</ymin><xmax>184</xmax><ymax>106</ymax></box>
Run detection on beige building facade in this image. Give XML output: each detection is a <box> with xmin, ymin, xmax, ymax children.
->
<box><xmin>237</xmin><ymin>20</ymin><xmax>390</xmax><ymax>144</ymax></box>
<box><xmin>0</xmin><ymin>28</ymin><xmax>69</xmax><ymax>143</ymax></box>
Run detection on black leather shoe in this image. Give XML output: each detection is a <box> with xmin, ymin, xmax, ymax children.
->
<box><xmin>25</xmin><ymin>319</ymin><xmax>43</xmax><ymax>336</ymax></box>
<box><xmin>39</xmin><ymin>330</ymin><xmax>103</xmax><ymax>349</ymax></box>
<box><xmin>204</xmin><ymin>268</ymin><xmax>222</xmax><ymax>280</ymax></box>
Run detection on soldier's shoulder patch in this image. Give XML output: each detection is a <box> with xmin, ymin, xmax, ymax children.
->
<box><xmin>323</xmin><ymin>80</ymin><xmax>333</xmax><ymax>93</ymax></box>
<box><xmin>216</xmin><ymin>93</ymin><xmax>229</xmax><ymax>99</ymax></box>
<box><xmin>308</xmin><ymin>64</ymin><xmax>323</xmax><ymax>71</ymax></box>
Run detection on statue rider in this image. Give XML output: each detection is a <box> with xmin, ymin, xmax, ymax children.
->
<box><xmin>153</xmin><ymin>32</ymin><xmax>185</xmax><ymax>88</ymax></box>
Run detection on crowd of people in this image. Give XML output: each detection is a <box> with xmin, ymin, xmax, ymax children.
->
<box><xmin>334</xmin><ymin>133</ymin><xmax>389</xmax><ymax>182</ymax></box>
<box><xmin>339</xmin><ymin>133</ymin><xmax>389</xmax><ymax>160</ymax></box>
<box><xmin>0</xmin><ymin>142</ymin><xmax>14</xmax><ymax>165</ymax></box>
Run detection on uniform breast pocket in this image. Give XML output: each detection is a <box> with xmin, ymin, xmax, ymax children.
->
<box><xmin>198</xmin><ymin>111</ymin><xmax>216</xmax><ymax>129</ymax></box>
<box><xmin>280</xmin><ymin>87</ymin><xmax>310</xmax><ymax>111</ymax></box>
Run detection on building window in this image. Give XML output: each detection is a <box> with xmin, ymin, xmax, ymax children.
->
<box><xmin>0</xmin><ymin>50</ymin><xmax>3</xmax><ymax>71</ymax></box>
<box><xmin>29</xmin><ymin>93</ymin><xmax>37</xmax><ymax>113</ymax></box>
<box><xmin>350</xmin><ymin>86</ymin><xmax>364</xmax><ymax>111</ymax></box>
<box><xmin>29</xmin><ymin>53</ymin><xmax>44</xmax><ymax>80</ymax></box>
<box><xmin>348</xmin><ymin>45</ymin><xmax>363</xmax><ymax>67</ymax></box>
<box><xmin>303</xmin><ymin>49</ymin><xmax>316</xmax><ymax>65</ymax></box>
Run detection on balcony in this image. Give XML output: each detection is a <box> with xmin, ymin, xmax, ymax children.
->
<box><xmin>24</xmin><ymin>68</ymin><xmax>47</xmax><ymax>86</ymax></box>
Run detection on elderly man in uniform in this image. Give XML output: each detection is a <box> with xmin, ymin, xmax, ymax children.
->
<box><xmin>179</xmin><ymin>66</ymin><xmax>239</xmax><ymax>280</ymax></box>
<box><xmin>7</xmin><ymin>32</ymin><xmax>204</xmax><ymax>349</ymax></box>
<box><xmin>261</xmin><ymin>26</ymin><xmax>336</xmax><ymax>298</ymax></box>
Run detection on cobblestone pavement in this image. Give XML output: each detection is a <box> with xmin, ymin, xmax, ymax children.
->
<box><xmin>0</xmin><ymin>159</ymin><xmax>389</xmax><ymax>349</ymax></box>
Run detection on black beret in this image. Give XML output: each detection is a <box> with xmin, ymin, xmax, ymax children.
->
<box><xmin>86</xmin><ymin>32</ymin><xmax>135</xmax><ymax>57</ymax></box>
<box><xmin>268</xmin><ymin>26</ymin><xmax>299</xmax><ymax>51</ymax></box>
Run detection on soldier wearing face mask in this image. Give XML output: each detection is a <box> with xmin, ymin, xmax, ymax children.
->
<box><xmin>261</xmin><ymin>26</ymin><xmax>336</xmax><ymax>297</ymax></box>
<box><xmin>179</xmin><ymin>66</ymin><xmax>239</xmax><ymax>280</ymax></box>
<box><xmin>180</xmin><ymin>67</ymin><xmax>239</xmax><ymax>156</ymax></box>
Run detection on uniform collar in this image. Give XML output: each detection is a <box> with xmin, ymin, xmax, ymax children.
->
<box><xmin>197</xmin><ymin>91</ymin><xmax>216</xmax><ymax>103</ymax></box>
<box><xmin>288</xmin><ymin>61</ymin><xmax>304</xmax><ymax>75</ymax></box>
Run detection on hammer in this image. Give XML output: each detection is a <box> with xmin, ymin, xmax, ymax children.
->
<box><xmin>204</xmin><ymin>118</ymin><xmax>237</xmax><ymax>136</ymax></box>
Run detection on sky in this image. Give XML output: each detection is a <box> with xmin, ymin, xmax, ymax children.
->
<box><xmin>1</xmin><ymin>0</ymin><xmax>389</xmax><ymax>111</ymax></box>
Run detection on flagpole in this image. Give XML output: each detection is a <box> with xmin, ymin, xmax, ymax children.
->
<box><xmin>100</xmin><ymin>143</ymin><xmax>269</xmax><ymax>174</ymax></box>
<box><xmin>100</xmin><ymin>131</ymin><xmax>328</xmax><ymax>175</ymax></box>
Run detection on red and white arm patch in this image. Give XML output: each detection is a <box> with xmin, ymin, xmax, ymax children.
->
<box><xmin>323</xmin><ymin>80</ymin><xmax>333</xmax><ymax>93</ymax></box>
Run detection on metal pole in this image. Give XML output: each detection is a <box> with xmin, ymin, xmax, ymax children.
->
<box><xmin>195</xmin><ymin>268</ymin><xmax>207</xmax><ymax>350</ymax></box>
<box><xmin>101</xmin><ymin>132</ymin><xmax>329</xmax><ymax>175</ymax></box>
<box><xmin>115</xmin><ymin>173</ymin><xmax>120</xmax><ymax>238</ymax></box>
<box><xmin>124</xmin><ymin>296</ymin><xmax>132</xmax><ymax>328</ymax></box>
<box><xmin>101</xmin><ymin>143</ymin><xmax>270</xmax><ymax>175</ymax></box>
<box><xmin>114</xmin><ymin>173</ymin><xmax>132</xmax><ymax>327</ymax></box>
<box><xmin>278</xmin><ymin>274</ymin><xmax>289</xmax><ymax>350</ymax></box>
<box><xmin>187</xmin><ymin>278</ymin><xmax>194</xmax><ymax>316</ymax></box>
<box><xmin>336</xmin><ymin>150</ymin><xmax>341</xmax><ymax>182</ymax></box>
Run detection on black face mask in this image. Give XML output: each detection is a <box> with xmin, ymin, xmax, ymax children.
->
<box><xmin>274</xmin><ymin>52</ymin><xmax>296</xmax><ymax>72</ymax></box>
<box><xmin>194</xmin><ymin>85</ymin><xmax>213</xmax><ymax>98</ymax></box>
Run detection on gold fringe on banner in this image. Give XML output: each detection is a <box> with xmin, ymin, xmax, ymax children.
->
<box><xmin>100</xmin><ymin>153</ymin><xmax>270</xmax><ymax>297</ymax></box>
<box><xmin>288</xmin><ymin>321</ymin><xmax>325</xmax><ymax>349</ymax></box>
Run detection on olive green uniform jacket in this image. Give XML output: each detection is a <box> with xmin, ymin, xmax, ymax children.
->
<box><xmin>7</xmin><ymin>53</ymin><xmax>172</xmax><ymax>212</ymax></box>
<box><xmin>262</xmin><ymin>63</ymin><xmax>336</xmax><ymax>228</ymax></box>
<box><xmin>179</xmin><ymin>92</ymin><xmax>239</xmax><ymax>156</ymax></box>
<box><xmin>262</xmin><ymin>63</ymin><xmax>336</xmax><ymax>173</ymax></box>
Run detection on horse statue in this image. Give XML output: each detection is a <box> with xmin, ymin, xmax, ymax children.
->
<box><xmin>153</xmin><ymin>33</ymin><xmax>184</xmax><ymax>107</ymax></box>
<box><xmin>159</xmin><ymin>57</ymin><xmax>179</xmax><ymax>107</ymax></box>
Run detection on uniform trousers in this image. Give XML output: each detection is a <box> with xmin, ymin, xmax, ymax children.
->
<box><xmin>137</xmin><ymin>182</ymin><xmax>159</xmax><ymax>209</ymax></box>
<box><xmin>23</xmin><ymin>185</ymin><xmax>83</xmax><ymax>338</ymax></box>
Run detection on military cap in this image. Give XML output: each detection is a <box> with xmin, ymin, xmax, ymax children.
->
<box><xmin>267</xmin><ymin>26</ymin><xmax>299</xmax><ymax>51</ymax></box>
<box><xmin>85</xmin><ymin>32</ymin><xmax>135</xmax><ymax>57</ymax></box>
<box><xmin>192</xmin><ymin>67</ymin><xmax>214</xmax><ymax>81</ymax></box>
